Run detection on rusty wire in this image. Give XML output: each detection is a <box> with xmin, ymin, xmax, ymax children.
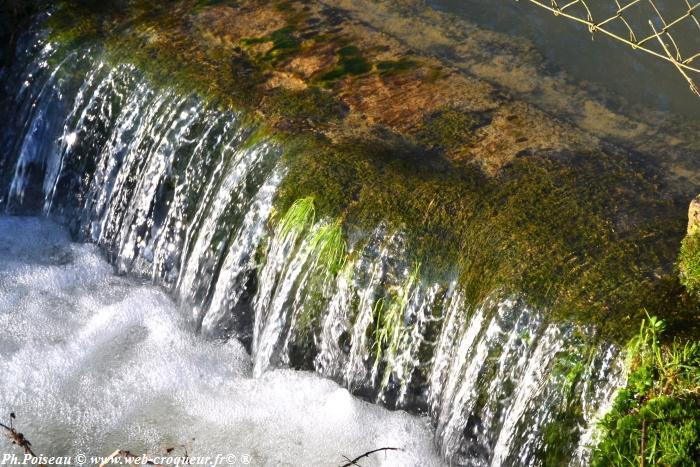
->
<box><xmin>520</xmin><ymin>0</ymin><xmax>700</xmax><ymax>96</ymax></box>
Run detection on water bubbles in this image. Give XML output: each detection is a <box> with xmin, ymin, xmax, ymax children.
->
<box><xmin>323</xmin><ymin>387</ymin><xmax>354</xmax><ymax>421</ymax></box>
<box><xmin>64</xmin><ymin>131</ymin><xmax>78</xmax><ymax>148</ymax></box>
<box><xmin>0</xmin><ymin>216</ymin><xmax>442</xmax><ymax>466</ymax></box>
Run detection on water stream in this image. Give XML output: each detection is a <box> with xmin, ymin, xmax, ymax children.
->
<box><xmin>0</xmin><ymin>215</ymin><xmax>441</xmax><ymax>466</ymax></box>
<box><xmin>0</xmin><ymin>28</ymin><xmax>628</xmax><ymax>466</ymax></box>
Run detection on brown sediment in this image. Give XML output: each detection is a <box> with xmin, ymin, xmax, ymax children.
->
<box><xmin>55</xmin><ymin>0</ymin><xmax>597</xmax><ymax>174</ymax></box>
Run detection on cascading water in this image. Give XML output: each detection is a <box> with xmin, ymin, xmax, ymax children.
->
<box><xmin>0</xmin><ymin>215</ymin><xmax>442</xmax><ymax>465</ymax></box>
<box><xmin>0</xmin><ymin>28</ymin><xmax>628</xmax><ymax>466</ymax></box>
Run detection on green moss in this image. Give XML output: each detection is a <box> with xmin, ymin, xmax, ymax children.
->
<box><xmin>276</xmin><ymin>133</ymin><xmax>692</xmax><ymax>342</ymax></box>
<box><xmin>593</xmin><ymin>316</ymin><xmax>700</xmax><ymax>466</ymax></box>
<box><xmin>678</xmin><ymin>232</ymin><xmax>700</xmax><ymax>297</ymax></box>
<box><xmin>264</xmin><ymin>86</ymin><xmax>346</xmax><ymax>130</ymax></box>
<box><xmin>273</xmin><ymin>198</ymin><xmax>347</xmax><ymax>345</ymax></box>
<box><xmin>539</xmin><ymin>341</ymin><xmax>590</xmax><ymax>465</ymax></box>
<box><xmin>277</xmin><ymin>196</ymin><xmax>315</xmax><ymax>237</ymax></box>
<box><xmin>541</xmin><ymin>409</ymin><xmax>583</xmax><ymax>466</ymax></box>
<box><xmin>274</xmin><ymin>0</ymin><xmax>295</xmax><ymax>13</ymax></box>
<box><xmin>317</xmin><ymin>45</ymin><xmax>371</xmax><ymax>82</ymax></box>
<box><xmin>264</xmin><ymin>26</ymin><xmax>301</xmax><ymax>62</ymax></box>
<box><xmin>417</xmin><ymin>108</ymin><xmax>487</xmax><ymax>152</ymax></box>
<box><xmin>372</xmin><ymin>262</ymin><xmax>421</xmax><ymax>386</ymax></box>
<box><xmin>308</xmin><ymin>220</ymin><xmax>347</xmax><ymax>278</ymax></box>
<box><xmin>376</xmin><ymin>58</ymin><xmax>419</xmax><ymax>77</ymax></box>
<box><xmin>195</xmin><ymin>0</ymin><xmax>233</xmax><ymax>7</ymax></box>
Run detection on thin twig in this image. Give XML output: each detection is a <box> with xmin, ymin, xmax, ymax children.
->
<box><xmin>339</xmin><ymin>447</ymin><xmax>401</xmax><ymax>467</ymax></box>
<box><xmin>0</xmin><ymin>419</ymin><xmax>40</xmax><ymax>462</ymax></box>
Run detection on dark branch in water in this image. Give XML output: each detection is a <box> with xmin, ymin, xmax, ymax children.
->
<box><xmin>339</xmin><ymin>447</ymin><xmax>401</xmax><ymax>467</ymax></box>
<box><xmin>0</xmin><ymin>413</ymin><xmax>41</xmax><ymax>462</ymax></box>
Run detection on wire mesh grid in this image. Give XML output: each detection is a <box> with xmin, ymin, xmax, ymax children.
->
<box><xmin>520</xmin><ymin>0</ymin><xmax>700</xmax><ymax>96</ymax></box>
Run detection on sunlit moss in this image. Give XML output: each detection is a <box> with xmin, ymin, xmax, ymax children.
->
<box><xmin>376</xmin><ymin>58</ymin><xmax>419</xmax><ymax>77</ymax></box>
<box><xmin>593</xmin><ymin>316</ymin><xmax>700</xmax><ymax>466</ymax></box>
<box><xmin>308</xmin><ymin>220</ymin><xmax>347</xmax><ymax>280</ymax></box>
<box><xmin>275</xmin><ymin>133</ymin><xmax>693</xmax><ymax>342</ymax></box>
<box><xmin>678</xmin><ymin>233</ymin><xmax>700</xmax><ymax>297</ymax></box>
<box><xmin>276</xmin><ymin>200</ymin><xmax>347</xmax><ymax>351</ymax></box>
<box><xmin>317</xmin><ymin>45</ymin><xmax>372</xmax><ymax>82</ymax></box>
<box><xmin>417</xmin><ymin>108</ymin><xmax>487</xmax><ymax>153</ymax></box>
<box><xmin>277</xmin><ymin>196</ymin><xmax>315</xmax><ymax>238</ymax></box>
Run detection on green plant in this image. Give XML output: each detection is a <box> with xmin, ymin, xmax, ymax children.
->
<box><xmin>417</xmin><ymin>108</ymin><xmax>486</xmax><ymax>152</ymax></box>
<box><xmin>307</xmin><ymin>220</ymin><xmax>347</xmax><ymax>281</ymax></box>
<box><xmin>277</xmin><ymin>198</ymin><xmax>348</xmax><ymax>343</ymax></box>
<box><xmin>318</xmin><ymin>45</ymin><xmax>371</xmax><ymax>82</ymax></box>
<box><xmin>376</xmin><ymin>58</ymin><xmax>419</xmax><ymax>77</ymax></box>
<box><xmin>278</xmin><ymin>196</ymin><xmax>315</xmax><ymax>237</ymax></box>
<box><xmin>593</xmin><ymin>315</ymin><xmax>700</xmax><ymax>466</ymax></box>
<box><xmin>265</xmin><ymin>86</ymin><xmax>346</xmax><ymax>129</ymax></box>
<box><xmin>372</xmin><ymin>262</ymin><xmax>421</xmax><ymax>386</ymax></box>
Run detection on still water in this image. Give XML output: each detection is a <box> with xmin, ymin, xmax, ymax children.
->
<box><xmin>428</xmin><ymin>0</ymin><xmax>700</xmax><ymax>118</ymax></box>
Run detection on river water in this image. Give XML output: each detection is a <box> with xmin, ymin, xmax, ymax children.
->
<box><xmin>0</xmin><ymin>215</ymin><xmax>443</xmax><ymax>466</ymax></box>
<box><xmin>0</xmin><ymin>23</ymin><xmax>631</xmax><ymax>464</ymax></box>
<box><xmin>429</xmin><ymin>0</ymin><xmax>700</xmax><ymax>118</ymax></box>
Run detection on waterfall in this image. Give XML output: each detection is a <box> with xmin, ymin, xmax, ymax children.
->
<box><xmin>0</xmin><ymin>31</ymin><xmax>627</xmax><ymax>466</ymax></box>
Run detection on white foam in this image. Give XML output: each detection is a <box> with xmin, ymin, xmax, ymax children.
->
<box><xmin>0</xmin><ymin>216</ymin><xmax>443</xmax><ymax>467</ymax></box>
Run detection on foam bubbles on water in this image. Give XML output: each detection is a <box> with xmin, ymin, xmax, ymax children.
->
<box><xmin>0</xmin><ymin>216</ymin><xmax>443</xmax><ymax>466</ymax></box>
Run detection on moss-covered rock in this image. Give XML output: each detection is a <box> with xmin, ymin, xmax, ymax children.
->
<box><xmin>678</xmin><ymin>195</ymin><xmax>700</xmax><ymax>298</ymax></box>
<box><xmin>679</xmin><ymin>233</ymin><xmax>700</xmax><ymax>297</ymax></box>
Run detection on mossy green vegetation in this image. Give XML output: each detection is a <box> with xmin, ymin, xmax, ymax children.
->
<box><xmin>274</xmin><ymin>197</ymin><xmax>347</xmax><ymax>345</ymax></box>
<box><xmin>537</xmin><ymin>332</ymin><xmax>591</xmax><ymax>465</ymax></box>
<box><xmin>417</xmin><ymin>108</ymin><xmax>488</xmax><ymax>153</ymax></box>
<box><xmin>277</xmin><ymin>136</ymin><xmax>699</xmax><ymax>343</ymax></box>
<box><xmin>593</xmin><ymin>316</ymin><xmax>700</xmax><ymax>466</ymax></box>
<box><xmin>277</xmin><ymin>196</ymin><xmax>315</xmax><ymax>237</ymax></box>
<box><xmin>265</xmin><ymin>86</ymin><xmax>347</xmax><ymax>131</ymax></box>
<box><xmin>318</xmin><ymin>45</ymin><xmax>371</xmax><ymax>82</ymax></box>
<box><xmin>678</xmin><ymin>233</ymin><xmax>700</xmax><ymax>298</ymax></box>
<box><xmin>244</xmin><ymin>26</ymin><xmax>301</xmax><ymax>64</ymax></box>
<box><xmin>307</xmin><ymin>220</ymin><xmax>347</xmax><ymax>281</ymax></box>
<box><xmin>376</xmin><ymin>58</ymin><xmax>419</xmax><ymax>77</ymax></box>
<box><xmin>42</xmin><ymin>0</ymin><xmax>700</xmax><ymax>346</ymax></box>
<box><xmin>372</xmin><ymin>262</ymin><xmax>421</xmax><ymax>386</ymax></box>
